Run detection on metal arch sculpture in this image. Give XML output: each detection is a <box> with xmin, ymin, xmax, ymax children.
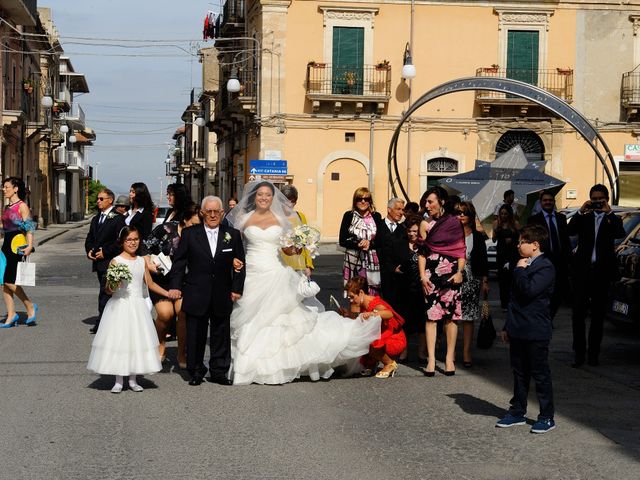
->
<box><xmin>388</xmin><ymin>76</ymin><xmax>620</xmax><ymax>204</ymax></box>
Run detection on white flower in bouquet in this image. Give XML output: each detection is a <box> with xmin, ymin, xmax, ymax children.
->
<box><xmin>281</xmin><ymin>225</ymin><xmax>321</xmax><ymax>259</ymax></box>
<box><xmin>105</xmin><ymin>263</ymin><xmax>133</xmax><ymax>291</ymax></box>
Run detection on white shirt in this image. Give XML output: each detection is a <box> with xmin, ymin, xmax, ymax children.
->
<box><xmin>125</xmin><ymin>207</ymin><xmax>144</xmax><ymax>226</ymax></box>
<box><xmin>204</xmin><ymin>226</ymin><xmax>219</xmax><ymax>257</ymax></box>
<box><xmin>99</xmin><ymin>206</ymin><xmax>114</xmax><ymax>224</ymax></box>
<box><xmin>385</xmin><ymin>217</ymin><xmax>397</xmax><ymax>233</ymax></box>
<box><xmin>591</xmin><ymin>212</ymin><xmax>605</xmax><ymax>263</ymax></box>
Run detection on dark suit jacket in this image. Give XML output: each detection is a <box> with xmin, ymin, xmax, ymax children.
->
<box><xmin>376</xmin><ymin>218</ymin><xmax>407</xmax><ymax>275</ymax></box>
<box><xmin>84</xmin><ymin>210</ymin><xmax>126</xmax><ymax>272</ymax></box>
<box><xmin>527</xmin><ymin>211</ymin><xmax>572</xmax><ymax>273</ymax></box>
<box><xmin>338</xmin><ymin>210</ymin><xmax>383</xmax><ymax>250</ymax></box>
<box><xmin>567</xmin><ymin>211</ymin><xmax>625</xmax><ymax>280</ymax></box>
<box><xmin>128</xmin><ymin>207</ymin><xmax>154</xmax><ymax>240</ymax></box>
<box><xmin>169</xmin><ymin>223</ymin><xmax>245</xmax><ymax>317</ymax></box>
<box><xmin>506</xmin><ymin>255</ymin><xmax>555</xmax><ymax>341</ymax></box>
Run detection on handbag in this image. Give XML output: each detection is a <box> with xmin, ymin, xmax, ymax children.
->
<box><xmin>15</xmin><ymin>257</ymin><xmax>36</xmax><ymax>287</ymax></box>
<box><xmin>476</xmin><ymin>300</ymin><xmax>496</xmax><ymax>349</ymax></box>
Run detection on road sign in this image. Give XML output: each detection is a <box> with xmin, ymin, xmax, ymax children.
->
<box><xmin>249</xmin><ymin>160</ymin><xmax>287</xmax><ymax>175</ymax></box>
<box><xmin>624</xmin><ymin>144</ymin><xmax>640</xmax><ymax>161</ymax></box>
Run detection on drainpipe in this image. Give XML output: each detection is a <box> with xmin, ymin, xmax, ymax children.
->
<box><xmin>369</xmin><ymin>115</ymin><xmax>375</xmax><ymax>192</ymax></box>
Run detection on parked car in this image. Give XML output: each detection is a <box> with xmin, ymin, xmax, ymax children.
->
<box><xmin>152</xmin><ymin>205</ymin><xmax>171</xmax><ymax>229</ymax></box>
<box><xmin>606</xmin><ymin>222</ymin><xmax>640</xmax><ymax>328</ymax></box>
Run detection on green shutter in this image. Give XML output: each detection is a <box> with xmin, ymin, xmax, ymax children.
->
<box><xmin>507</xmin><ymin>30</ymin><xmax>539</xmax><ymax>86</ymax></box>
<box><xmin>332</xmin><ymin>27</ymin><xmax>364</xmax><ymax>94</ymax></box>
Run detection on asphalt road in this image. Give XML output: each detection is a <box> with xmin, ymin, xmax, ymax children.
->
<box><xmin>0</xmin><ymin>225</ymin><xmax>638</xmax><ymax>480</ymax></box>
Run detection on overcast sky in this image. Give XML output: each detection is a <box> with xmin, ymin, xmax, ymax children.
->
<box><xmin>42</xmin><ymin>0</ymin><xmax>219</xmax><ymax>202</ymax></box>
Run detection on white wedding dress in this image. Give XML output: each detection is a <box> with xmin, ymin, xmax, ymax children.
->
<box><xmin>87</xmin><ymin>256</ymin><xmax>162</xmax><ymax>376</ymax></box>
<box><xmin>230</xmin><ymin>225</ymin><xmax>382</xmax><ymax>385</ymax></box>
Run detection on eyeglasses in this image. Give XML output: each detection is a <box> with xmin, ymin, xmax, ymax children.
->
<box><xmin>124</xmin><ymin>238</ymin><xmax>140</xmax><ymax>243</ymax></box>
<box><xmin>455</xmin><ymin>210</ymin><xmax>469</xmax><ymax>217</ymax></box>
<box><xmin>355</xmin><ymin>197</ymin><xmax>371</xmax><ymax>202</ymax></box>
<box><xmin>203</xmin><ymin>209</ymin><xmax>224</xmax><ymax>217</ymax></box>
<box><xmin>97</xmin><ymin>197</ymin><xmax>106</xmax><ymax>201</ymax></box>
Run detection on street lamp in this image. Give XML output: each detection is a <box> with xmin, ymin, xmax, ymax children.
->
<box><xmin>401</xmin><ymin>42</ymin><xmax>416</xmax><ymax>80</ymax></box>
<box><xmin>194</xmin><ymin>115</ymin><xmax>206</xmax><ymax>127</ymax></box>
<box><xmin>60</xmin><ymin>124</ymin><xmax>69</xmax><ymax>134</ymax></box>
<box><xmin>41</xmin><ymin>95</ymin><xmax>54</xmax><ymax>109</ymax></box>
<box><xmin>227</xmin><ymin>68</ymin><xmax>241</xmax><ymax>93</ymax></box>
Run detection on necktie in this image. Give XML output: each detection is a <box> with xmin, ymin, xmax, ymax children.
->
<box><xmin>207</xmin><ymin>229</ymin><xmax>217</xmax><ymax>256</ymax></box>
<box><xmin>547</xmin><ymin>214</ymin><xmax>559</xmax><ymax>254</ymax></box>
<box><xmin>390</xmin><ymin>223</ymin><xmax>396</xmax><ymax>233</ymax></box>
<box><xmin>99</xmin><ymin>213</ymin><xmax>106</xmax><ymax>225</ymax></box>
<box><xmin>591</xmin><ymin>213</ymin><xmax>604</xmax><ymax>263</ymax></box>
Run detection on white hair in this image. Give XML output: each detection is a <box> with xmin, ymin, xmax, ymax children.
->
<box><xmin>201</xmin><ymin>195</ymin><xmax>222</xmax><ymax>210</ymax></box>
<box><xmin>387</xmin><ymin>197</ymin><xmax>405</xmax><ymax>208</ymax></box>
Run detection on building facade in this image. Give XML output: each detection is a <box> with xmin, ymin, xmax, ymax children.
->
<box><xmin>197</xmin><ymin>0</ymin><xmax>640</xmax><ymax>239</ymax></box>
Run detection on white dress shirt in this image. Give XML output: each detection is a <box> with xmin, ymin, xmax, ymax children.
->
<box><xmin>205</xmin><ymin>225</ymin><xmax>219</xmax><ymax>257</ymax></box>
<box><xmin>125</xmin><ymin>207</ymin><xmax>144</xmax><ymax>226</ymax></box>
<box><xmin>591</xmin><ymin>211</ymin><xmax>605</xmax><ymax>263</ymax></box>
<box><xmin>385</xmin><ymin>218</ymin><xmax>397</xmax><ymax>233</ymax></box>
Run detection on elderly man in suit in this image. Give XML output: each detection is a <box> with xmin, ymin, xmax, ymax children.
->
<box><xmin>527</xmin><ymin>190</ymin><xmax>571</xmax><ymax>320</ymax></box>
<box><xmin>84</xmin><ymin>188</ymin><xmax>126</xmax><ymax>334</ymax></box>
<box><xmin>168</xmin><ymin>195</ymin><xmax>245</xmax><ymax>386</ymax></box>
<box><xmin>376</xmin><ymin>197</ymin><xmax>407</xmax><ymax>308</ymax></box>
<box><xmin>568</xmin><ymin>184</ymin><xmax>626</xmax><ymax>367</ymax></box>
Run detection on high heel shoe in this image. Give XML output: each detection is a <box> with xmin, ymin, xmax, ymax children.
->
<box><xmin>375</xmin><ymin>361</ymin><xmax>398</xmax><ymax>379</ymax></box>
<box><xmin>421</xmin><ymin>367</ymin><xmax>435</xmax><ymax>377</ymax></box>
<box><xmin>0</xmin><ymin>314</ymin><xmax>19</xmax><ymax>328</ymax></box>
<box><xmin>25</xmin><ymin>304</ymin><xmax>38</xmax><ymax>326</ymax></box>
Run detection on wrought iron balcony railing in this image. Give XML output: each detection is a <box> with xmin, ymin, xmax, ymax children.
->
<box><xmin>475</xmin><ymin>68</ymin><xmax>573</xmax><ymax>103</ymax></box>
<box><xmin>622</xmin><ymin>71</ymin><xmax>640</xmax><ymax>107</ymax></box>
<box><xmin>306</xmin><ymin>63</ymin><xmax>392</xmax><ymax>99</ymax></box>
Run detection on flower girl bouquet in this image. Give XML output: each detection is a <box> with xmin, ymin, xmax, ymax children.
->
<box><xmin>280</xmin><ymin>225</ymin><xmax>321</xmax><ymax>259</ymax></box>
<box><xmin>105</xmin><ymin>263</ymin><xmax>133</xmax><ymax>291</ymax></box>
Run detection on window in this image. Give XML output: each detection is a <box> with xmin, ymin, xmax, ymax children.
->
<box><xmin>345</xmin><ymin>132</ymin><xmax>355</xmax><ymax>142</ymax></box>
<box><xmin>507</xmin><ymin>30</ymin><xmax>539</xmax><ymax>85</ymax></box>
<box><xmin>496</xmin><ymin>129</ymin><xmax>544</xmax><ymax>162</ymax></box>
<box><xmin>332</xmin><ymin>27</ymin><xmax>364</xmax><ymax>95</ymax></box>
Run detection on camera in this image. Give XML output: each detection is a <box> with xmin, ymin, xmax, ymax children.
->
<box><xmin>590</xmin><ymin>201</ymin><xmax>604</xmax><ymax>210</ymax></box>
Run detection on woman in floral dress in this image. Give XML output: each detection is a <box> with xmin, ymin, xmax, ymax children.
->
<box><xmin>418</xmin><ymin>187</ymin><xmax>466</xmax><ymax>376</ymax></box>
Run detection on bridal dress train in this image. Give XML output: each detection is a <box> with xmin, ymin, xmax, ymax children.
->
<box><xmin>230</xmin><ymin>225</ymin><xmax>382</xmax><ymax>385</ymax></box>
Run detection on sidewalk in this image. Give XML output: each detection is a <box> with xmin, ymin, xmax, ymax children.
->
<box><xmin>34</xmin><ymin>218</ymin><xmax>92</xmax><ymax>246</ymax></box>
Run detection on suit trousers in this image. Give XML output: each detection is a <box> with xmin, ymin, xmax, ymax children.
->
<box><xmin>186</xmin><ymin>309</ymin><xmax>231</xmax><ymax>379</ymax></box>
<box><xmin>508</xmin><ymin>337</ymin><xmax>554</xmax><ymax>420</ymax></box>
<box><xmin>572</xmin><ymin>267</ymin><xmax>608</xmax><ymax>360</ymax></box>
<box><xmin>96</xmin><ymin>270</ymin><xmax>111</xmax><ymax>328</ymax></box>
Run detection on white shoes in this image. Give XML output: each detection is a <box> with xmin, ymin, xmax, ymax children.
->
<box><xmin>111</xmin><ymin>384</ymin><xmax>123</xmax><ymax>394</ymax></box>
<box><xmin>129</xmin><ymin>384</ymin><xmax>143</xmax><ymax>392</ymax></box>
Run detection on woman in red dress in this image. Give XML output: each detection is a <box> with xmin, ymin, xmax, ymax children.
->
<box><xmin>344</xmin><ymin>277</ymin><xmax>407</xmax><ymax>378</ymax></box>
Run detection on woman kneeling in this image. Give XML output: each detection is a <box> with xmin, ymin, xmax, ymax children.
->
<box><xmin>344</xmin><ymin>277</ymin><xmax>407</xmax><ymax>378</ymax></box>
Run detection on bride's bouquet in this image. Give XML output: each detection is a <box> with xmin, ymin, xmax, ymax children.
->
<box><xmin>281</xmin><ymin>225</ymin><xmax>321</xmax><ymax>259</ymax></box>
<box><xmin>105</xmin><ymin>263</ymin><xmax>133</xmax><ymax>291</ymax></box>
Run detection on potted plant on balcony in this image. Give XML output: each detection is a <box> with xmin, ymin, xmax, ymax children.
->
<box><xmin>483</xmin><ymin>64</ymin><xmax>500</xmax><ymax>73</ymax></box>
<box><xmin>22</xmin><ymin>79</ymin><xmax>34</xmax><ymax>94</ymax></box>
<box><xmin>375</xmin><ymin>60</ymin><xmax>390</xmax><ymax>71</ymax></box>
<box><xmin>344</xmin><ymin>71</ymin><xmax>357</xmax><ymax>86</ymax></box>
<box><xmin>307</xmin><ymin>60</ymin><xmax>326</xmax><ymax>68</ymax></box>
<box><xmin>556</xmin><ymin>67</ymin><xmax>573</xmax><ymax>75</ymax></box>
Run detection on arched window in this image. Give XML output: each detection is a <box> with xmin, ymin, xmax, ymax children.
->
<box><xmin>426</xmin><ymin>157</ymin><xmax>458</xmax><ymax>189</ymax></box>
<box><xmin>496</xmin><ymin>129</ymin><xmax>544</xmax><ymax>162</ymax></box>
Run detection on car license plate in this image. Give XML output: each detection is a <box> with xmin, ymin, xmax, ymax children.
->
<box><xmin>612</xmin><ymin>301</ymin><xmax>629</xmax><ymax>315</ymax></box>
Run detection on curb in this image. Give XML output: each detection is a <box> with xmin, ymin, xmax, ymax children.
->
<box><xmin>36</xmin><ymin>219</ymin><xmax>92</xmax><ymax>247</ymax></box>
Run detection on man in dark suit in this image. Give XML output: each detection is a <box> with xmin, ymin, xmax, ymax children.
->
<box><xmin>376</xmin><ymin>197</ymin><xmax>407</xmax><ymax>308</ymax></box>
<box><xmin>527</xmin><ymin>190</ymin><xmax>572</xmax><ymax>319</ymax></box>
<box><xmin>84</xmin><ymin>188</ymin><xmax>126</xmax><ymax>334</ymax></box>
<box><xmin>567</xmin><ymin>184</ymin><xmax>626</xmax><ymax>367</ymax></box>
<box><xmin>168</xmin><ymin>196</ymin><xmax>245</xmax><ymax>386</ymax></box>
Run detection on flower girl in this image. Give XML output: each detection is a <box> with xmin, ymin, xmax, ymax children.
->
<box><xmin>87</xmin><ymin>226</ymin><xmax>169</xmax><ymax>393</ymax></box>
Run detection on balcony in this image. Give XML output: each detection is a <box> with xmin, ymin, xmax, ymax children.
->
<box><xmin>622</xmin><ymin>71</ymin><xmax>640</xmax><ymax>120</ymax></box>
<box><xmin>217</xmin><ymin>0</ymin><xmax>245</xmax><ymax>38</ymax></box>
<box><xmin>63</xmin><ymin>103</ymin><xmax>85</xmax><ymax>129</ymax></box>
<box><xmin>475</xmin><ymin>67</ymin><xmax>573</xmax><ymax>116</ymax></box>
<box><xmin>3</xmin><ymin>0</ymin><xmax>37</xmax><ymax>26</ymax></box>
<box><xmin>306</xmin><ymin>63</ymin><xmax>391</xmax><ymax>114</ymax></box>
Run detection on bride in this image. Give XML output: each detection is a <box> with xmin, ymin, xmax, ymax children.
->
<box><xmin>226</xmin><ymin>181</ymin><xmax>382</xmax><ymax>385</ymax></box>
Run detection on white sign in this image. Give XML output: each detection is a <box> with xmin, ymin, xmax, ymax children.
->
<box><xmin>624</xmin><ymin>144</ymin><xmax>640</xmax><ymax>161</ymax></box>
<box><xmin>265</xmin><ymin>150</ymin><xmax>282</xmax><ymax>160</ymax></box>
<box><xmin>566</xmin><ymin>189</ymin><xmax>577</xmax><ymax>199</ymax></box>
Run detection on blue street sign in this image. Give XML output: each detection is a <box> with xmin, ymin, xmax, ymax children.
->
<box><xmin>249</xmin><ymin>160</ymin><xmax>287</xmax><ymax>175</ymax></box>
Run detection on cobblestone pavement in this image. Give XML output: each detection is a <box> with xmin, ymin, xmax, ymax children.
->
<box><xmin>0</xmin><ymin>225</ymin><xmax>638</xmax><ymax>479</ymax></box>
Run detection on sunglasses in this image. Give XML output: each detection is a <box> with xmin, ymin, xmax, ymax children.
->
<box><xmin>356</xmin><ymin>197</ymin><xmax>372</xmax><ymax>202</ymax></box>
<box><xmin>455</xmin><ymin>210</ymin><xmax>469</xmax><ymax>217</ymax></box>
<box><xmin>97</xmin><ymin>197</ymin><xmax>107</xmax><ymax>201</ymax></box>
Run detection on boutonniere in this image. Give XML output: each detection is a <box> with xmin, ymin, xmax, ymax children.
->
<box><xmin>107</xmin><ymin>212</ymin><xmax>118</xmax><ymax>219</ymax></box>
<box><xmin>223</xmin><ymin>232</ymin><xmax>232</xmax><ymax>244</ymax></box>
